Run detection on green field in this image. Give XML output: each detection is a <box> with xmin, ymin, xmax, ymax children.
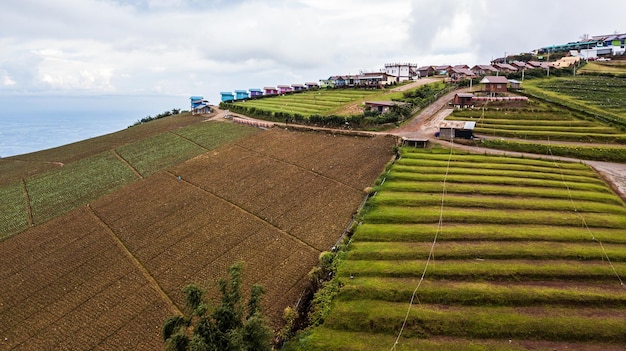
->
<box><xmin>522</xmin><ymin>76</ymin><xmax>626</xmax><ymax>127</ymax></box>
<box><xmin>0</xmin><ymin>120</ymin><xmax>261</xmax><ymax>240</ymax></box>
<box><xmin>448</xmin><ymin>103</ymin><xmax>626</xmax><ymax>143</ymax></box>
<box><xmin>229</xmin><ymin>89</ymin><xmax>383</xmax><ymax>116</ymax></box>
<box><xmin>287</xmin><ymin>148</ymin><xmax>626</xmax><ymax>350</ymax></box>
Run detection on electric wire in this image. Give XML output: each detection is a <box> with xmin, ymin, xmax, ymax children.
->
<box><xmin>545</xmin><ymin>140</ymin><xmax>625</xmax><ymax>288</ymax></box>
<box><xmin>390</xmin><ymin>142</ymin><xmax>454</xmax><ymax>350</ymax></box>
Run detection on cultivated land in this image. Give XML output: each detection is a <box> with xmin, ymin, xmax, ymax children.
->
<box><xmin>0</xmin><ymin>118</ymin><xmax>396</xmax><ymax>350</ymax></box>
<box><xmin>288</xmin><ymin>148</ymin><xmax>626</xmax><ymax>350</ymax></box>
<box><xmin>2</xmin><ymin>71</ymin><xmax>626</xmax><ymax>351</ymax></box>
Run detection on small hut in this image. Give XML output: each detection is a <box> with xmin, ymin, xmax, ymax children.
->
<box><xmin>453</xmin><ymin>93</ymin><xmax>475</xmax><ymax>108</ymax></box>
<box><xmin>438</xmin><ymin>121</ymin><xmax>476</xmax><ymax>140</ymax></box>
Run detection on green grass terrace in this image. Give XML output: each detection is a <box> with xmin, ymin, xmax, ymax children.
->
<box><xmin>287</xmin><ymin>147</ymin><xmax>626</xmax><ymax>351</ymax></box>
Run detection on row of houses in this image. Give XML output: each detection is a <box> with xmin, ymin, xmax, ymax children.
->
<box><xmin>220</xmin><ymin>83</ymin><xmax>320</xmax><ymax>102</ymax></box>
<box><xmin>418</xmin><ymin>61</ymin><xmax>552</xmax><ymax>81</ymax></box>
<box><xmin>321</xmin><ymin>63</ymin><xmax>420</xmax><ymax>88</ymax></box>
<box><xmin>538</xmin><ymin>32</ymin><xmax>626</xmax><ymax>58</ymax></box>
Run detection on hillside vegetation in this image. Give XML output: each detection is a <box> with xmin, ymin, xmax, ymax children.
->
<box><xmin>287</xmin><ymin>147</ymin><xmax>626</xmax><ymax>350</ymax></box>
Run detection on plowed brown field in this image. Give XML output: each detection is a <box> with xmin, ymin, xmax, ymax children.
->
<box><xmin>0</xmin><ymin>127</ymin><xmax>395</xmax><ymax>350</ymax></box>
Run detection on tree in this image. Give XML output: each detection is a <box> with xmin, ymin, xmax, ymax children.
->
<box><xmin>163</xmin><ymin>262</ymin><xmax>272</xmax><ymax>351</ymax></box>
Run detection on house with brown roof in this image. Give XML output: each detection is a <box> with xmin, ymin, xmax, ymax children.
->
<box><xmin>453</xmin><ymin>93</ymin><xmax>475</xmax><ymax>108</ymax></box>
<box><xmin>480</xmin><ymin>76</ymin><xmax>509</xmax><ymax>93</ymax></box>
<box><xmin>434</xmin><ymin>65</ymin><xmax>451</xmax><ymax>75</ymax></box>
<box><xmin>493</xmin><ymin>63</ymin><xmax>518</xmax><ymax>73</ymax></box>
<box><xmin>364</xmin><ymin>101</ymin><xmax>409</xmax><ymax>114</ymax></box>
<box><xmin>448</xmin><ymin>67</ymin><xmax>476</xmax><ymax>82</ymax></box>
<box><xmin>417</xmin><ymin>66</ymin><xmax>435</xmax><ymax>77</ymax></box>
<box><xmin>471</xmin><ymin>65</ymin><xmax>499</xmax><ymax>76</ymax></box>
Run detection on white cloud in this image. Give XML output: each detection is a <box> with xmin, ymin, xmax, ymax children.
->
<box><xmin>0</xmin><ymin>0</ymin><xmax>625</xmax><ymax>102</ymax></box>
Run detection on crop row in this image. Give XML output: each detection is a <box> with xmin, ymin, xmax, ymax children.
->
<box><xmin>0</xmin><ymin>122</ymin><xmax>261</xmax><ymax>239</ymax></box>
<box><xmin>291</xmin><ymin>147</ymin><xmax>626</xmax><ymax>350</ymax></box>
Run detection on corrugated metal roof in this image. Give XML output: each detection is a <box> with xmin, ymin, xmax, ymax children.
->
<box><xmin>439</xmin><ymin>120</ymin><xmax>474</xmax><ymax>130</ymax></box>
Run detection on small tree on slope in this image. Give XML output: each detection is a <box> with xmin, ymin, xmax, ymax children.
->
<box><xmin>162</xmin><ymin>262</ymin><xmax>272</xmax><ymax>351</ymax></box>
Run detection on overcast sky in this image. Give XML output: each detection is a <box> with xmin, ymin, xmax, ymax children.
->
<box><xmin>1</xmin><ymin>0</ymin><xmax>624</xmax><ymax>103</ymax></box>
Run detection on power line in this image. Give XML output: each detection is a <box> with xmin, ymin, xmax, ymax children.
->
<box><xmin>390</xmin><ymin>142</ymin><xmax>454</xmax><ymax>350</ymax></box>
<box><xmin>545</xmin><ymin>140</ymin><xmax>625</xmax><ymax>288</ymax></box>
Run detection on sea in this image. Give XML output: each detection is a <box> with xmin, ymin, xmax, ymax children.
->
<box><xmin>0</xmin><ymin>95</ymin><xmax>187</xmax><ymax>158</ymax></box>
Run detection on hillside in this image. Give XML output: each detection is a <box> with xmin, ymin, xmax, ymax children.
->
<box><xmin>288</xmin><ymin>147</ymin><xmax>626</xmax><ymax>351</ymax></box>
<box><xmin>0</xmin><ymin>117</ymin><xmax>396</xmax><ymax>349</ymax></box>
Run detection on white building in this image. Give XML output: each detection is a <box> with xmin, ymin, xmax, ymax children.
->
<box><xmin>384</xmin><ymin>63</ymin><xmax>419</xmax><ymax>82</ymax></box>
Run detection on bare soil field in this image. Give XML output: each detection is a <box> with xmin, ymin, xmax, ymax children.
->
<box><xmin>0</xmin><ymin>127</ymin><xmax>395</xmax><ymax>349</ymax></box>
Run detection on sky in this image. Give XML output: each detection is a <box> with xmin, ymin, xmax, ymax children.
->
<box><xmin>1</xmin><ymin>0</ymin><xmax>625</xmax><ymax>104</ymax></box>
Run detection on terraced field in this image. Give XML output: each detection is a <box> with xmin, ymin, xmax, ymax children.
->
<box><xmin>523</xmin><ymin>76</ymin><xmax>626</xmax><ymax>127</ymax></box>
<box><xmin>288</xmin><ymin>148</ymin><xmax>626</xmax><ymax>351</ymax></box>
<box><xmin>228</xmin><ymin>89</ymin><xmax>383</xmax><ymax>116</ymax></box>
<box><xmin>448</xmin><ymin>107</ymin><xmax>626</xmax><ymax>143</ymax></box>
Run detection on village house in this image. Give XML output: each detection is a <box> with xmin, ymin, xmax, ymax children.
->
<box><xmin>439</xmin><ymin>120</ymin><xmax>476</xmax><ymax>140</ymax></box>
<box><xmin>493</xmin><ymin>63</ymin><xmax>518</xmax><ymax>73</ymax></box>
<box><xmin>190</xmin><ymin>96</ymin><xmax>211</xmax><ymax>115</ymax></box>
<box><xmin>452</xmin><ymin>93</ymin><xmax>475</xmax><ymax>108</ymax></box>
<box><xmin>417</xmin><ymin>65</ymin><xmax>435</xmax><ymax>77</ymax></box>
<box><xmin>434</xmin><ymin>65</ymin><xmax>451</xmax><ymax>75</ymax></box>
<box><xmin>263</xmin><ymin>87</ymin><xmax>278</xmax><ymax>95</ymax></box>
<box><xmin>235</xmin><ymin>90</ymin><xmax>249</xmax><ymax>100</ymax></box>
<box><xmin>220</xmin><ymin>92</ymin><xmax>235</xmax><ymax>102</ymax></box>
<box><xmin>364</xmin><ymin>101</ymin><xmax>409</xmax><ymax>114</ymax></box>
<box><xmin>471</xmin><ymin>64</ymin><xmax>499</xmax><ymax>76</ymax></box>
<box><xmin>384</xmin><ymin>63</ymin><xmax>419</xmax><ymax>82</ymax></box>
<box><xmin>357</xmin><ymin>72</ymin><xmax>394</xmax><ymax>87</ymax></box>
<box><xmin>448</xmin><ymin>67</ymin><xmax>476</xmax><ymax>82</ymax></box>
<box><xmin>305</xmin><ymin>82</ymin><xmax>319</xmax><ymax>90</ymax></box>
<box><xmin>277</xmin><ymin>85</ymin><xmax>293</xmax><ymax>94</ymax></box>
<box><xmin>291</xmin><ymin>84</ymin><xmax>306</xmax><ymax>91</ymax></box>
<box><xmin>249</xmin><ymin>88</ymin><xmax>263</xmax><ymax>97</ymax></box>
<box><xmin>480</xmin><ymin>76</ymin><xmax>509</xmax><ymax>94</ymax></box>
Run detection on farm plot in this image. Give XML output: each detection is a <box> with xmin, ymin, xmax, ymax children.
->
<box><xmin>523</xmin><ymin>76</ymin><xmax>626</xmax><ymax>127</ymax></box>
<box><xmin>1</xmin><ymin>113</ymin><xmax>206</xmax><ymax>183</ymax></box>
<box><xmin>25</xmin><ymin>151</ymin><xmax>139</xmax><ymax>225</ymax></box>
<box><xmin>0</xmin><ymin>126</ymin><xmax>394</xmax><ymax>349</ymax></box>
<box><xmin>0</xmin><ymin>181</ymin><xmax>30</xmax><ymax>239</ymax></box>
<box><xmin>229</xmin><ymin>89</ymin><xmax>382</xmax><ymax>117</ymax></box>
<box><xmin>288</xmin><ymin>148</ymin><xmax>626</xmax><ymax>351</ymax></box>
<box><xmin>0</xmin><ymin>206</ymin><xmax>177</xmax><ymax>351</ymax></box>
<box><xmin>448</xmin><ymin>107</ymin><xmax>626</xmax><ymax>143</ymax></box>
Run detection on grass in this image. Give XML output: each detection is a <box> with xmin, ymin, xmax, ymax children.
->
<box><xmin>338</xmin><ymin>278</ymin><xmax>626</xmax><ymax>306</ymax></box>
<box><xmin>390</xmin><ymin>165</ymin><xmax>606</xmax><ymax>185</ymax></box>
<box><xmin>378</xmin><ymin>181</ymin><xmax>623</xmax><ymax>205</ymax></box>
<box><xmin>354</xmin><ymin>223</ymin><xmax>626</xmax><ymax>244</ymax></box>
<box><xmin>289</xmin><ymin>147</ymin><xmax>626</xmax><ymax>349</ymax></box>
<box><xmin>324</xmin><ymin>300</ymin><xmax>626</xmax><ymax>341</ymax></box>
<box><xmin>370</xmin><ymin>192</ymin><xmax>626</xmax><ymax>213</ymax></box>
<box><xmin>337</xmin><ymin>259</ymin><xmax>626</xmax><ymax>280</ymax></box>
<box><xmin>346</xmin><ymin>241</ymin><xmax>626</xmax><ymax>261</ymax></box>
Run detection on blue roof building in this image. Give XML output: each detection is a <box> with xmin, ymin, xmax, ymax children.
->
<box><xmin>190</xmin><ymin>96</ymin><xmax>205</xmax><ymax>109</ymax></box>
<box><xmin>220</xmin><ymin>92</ymin><xmax>235</xmax><ymax>102</ymax></box>
<box><xmin>235</xmin><ymin>90</ymin><xmax>249</xmax><ymax>100</ymax></box>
